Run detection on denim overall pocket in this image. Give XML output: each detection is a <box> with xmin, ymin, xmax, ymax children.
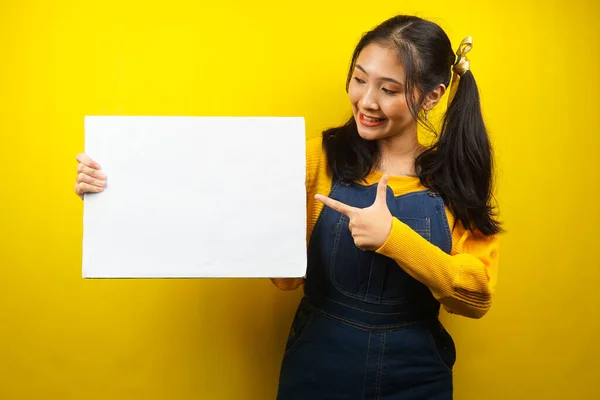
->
<box><xmin>284</xmin><ymin>302</ymin><xmax>315</xmax><ymax>355</ymax></box>
<box><xmin>426</xmin><ymin>321</ymin><xmax>457</xmax><ymax>374</ymax></box>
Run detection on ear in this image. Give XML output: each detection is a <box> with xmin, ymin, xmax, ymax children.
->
<box><xmin>422</xmin><ymin>83</ymin><xmax>447</xmax><ymax>112</ymax></box>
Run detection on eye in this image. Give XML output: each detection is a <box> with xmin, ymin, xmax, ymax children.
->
<box><xmin>353</xmin><ymin>77</ymin><xmax>365</xmax><ymax>84</ymax></box>
<box><xmin>382</xmin><ymin>88</ymin><xmax>398</xmax><ymax>95</ymax></box>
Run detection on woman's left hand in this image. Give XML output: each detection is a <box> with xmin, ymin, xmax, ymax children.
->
<box><xmin>315</xmin><ymin>175</ymin><xmax>393</xmax><ymax>251</ymax></box>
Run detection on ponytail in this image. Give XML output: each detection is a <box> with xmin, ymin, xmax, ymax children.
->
<box><xmin>416</xmin><ymin>39</ymin><xmax>501</xmax><ymax>236</ymax></box>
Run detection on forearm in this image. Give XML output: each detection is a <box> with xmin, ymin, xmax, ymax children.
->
<box><xmin>376</xmin><ymin>218</ymin><xmax>499</xmax><ymax>318</ymax></box>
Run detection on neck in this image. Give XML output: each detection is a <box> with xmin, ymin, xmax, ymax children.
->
<box><xmin>375</xmin><ymin>130</ymin><xmax>424</xmax><ymax>177</ymax></box>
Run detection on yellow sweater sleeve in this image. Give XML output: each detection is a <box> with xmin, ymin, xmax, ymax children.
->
<box><xmin>271</xmin><ymin>137</ymin><xmax>327</xmax><ymax>291</ymax></box>
<box><xmin>375</xmin><ymin>217</ymin><xmax>500</xmax><ymax>319</ymax></box>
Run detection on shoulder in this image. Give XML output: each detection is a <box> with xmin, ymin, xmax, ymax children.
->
<box><xmin>306</xmin><ymin>136</ymin><xmax>324</xmax><ymax>164</ymax></box>
<box><xmin>306</xmin><ymin>135</ymin><xmax>330</xmax><ymax>190</ymax></box>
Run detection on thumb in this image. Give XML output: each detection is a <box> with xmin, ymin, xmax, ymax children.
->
<box><xmin>375</xmin><ymin>174</ymin><xmax>389</xmax><ymax>206</ymax></box>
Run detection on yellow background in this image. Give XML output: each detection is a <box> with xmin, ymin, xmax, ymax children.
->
<box><xmin>1</xmin><ymin>0</ymin><xmax>599</xmax><ymax>399</ymax></box>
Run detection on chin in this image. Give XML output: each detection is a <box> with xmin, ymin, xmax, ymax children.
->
<box><xmin>357</xmin><ymin>131</ymin><xmax>378</xmax><ymax>141</ymax></box>
<box><xmin>356</xmin><ymin>126</ymin><xmax>386</xmax><ymax>141</ymax></box>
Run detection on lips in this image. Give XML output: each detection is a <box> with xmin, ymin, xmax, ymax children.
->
<box><xmin>359</xmin><ymin>112</ymin><xmax>387</xmax><ymax>127</ymax></box>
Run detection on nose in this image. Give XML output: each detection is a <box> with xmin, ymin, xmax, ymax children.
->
<box><xmin>359</xmin><ymin>87</ymin><xmax>380</xmax><ymax>111</ymax></box>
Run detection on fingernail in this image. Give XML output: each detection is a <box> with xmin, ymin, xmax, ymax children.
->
<box><xmin>98</xmin><ymin>172</ymin><xmax>106</xmax><ymax>179</ymax></box>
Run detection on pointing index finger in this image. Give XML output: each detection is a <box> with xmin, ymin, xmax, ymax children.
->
<box><xmin>314</xmin><ymin>194</ymin><xmax>357</xmax><ymax>217</ymax></box>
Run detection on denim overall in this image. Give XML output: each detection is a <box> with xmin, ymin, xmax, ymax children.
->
<box><xmin>277</xmin><ymin>177</ymin><xmax>456</xmax><ymax>400</ymax></box>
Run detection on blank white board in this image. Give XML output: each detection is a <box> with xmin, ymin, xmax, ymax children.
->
<box><xmin>82</xmin><ymin>116</ymin><xmax>307</xmax><ymax>278</ymax></box>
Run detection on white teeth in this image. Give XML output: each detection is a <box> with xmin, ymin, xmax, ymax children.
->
<box><xmin>363</xmin><ymin>115</ymin><xmax>383</xmax><ymax>122</ymax></box>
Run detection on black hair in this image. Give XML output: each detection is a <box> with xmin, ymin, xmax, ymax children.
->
<box><xmin>322</xmin><ymin>15</ymin><xmax>501</xmax><ymax>235</ymax></box>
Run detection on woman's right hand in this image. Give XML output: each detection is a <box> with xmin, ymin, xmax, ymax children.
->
<box><xmin>74</xmin><ymin>153</ymin><xmax>107</xmax><ymax>200</ymax></box>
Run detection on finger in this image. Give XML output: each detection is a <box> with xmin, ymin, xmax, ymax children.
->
<box><xmin>353</xmin><ymin>237</ymin><xmax>367</xmax><ymax>251</ymax></box>
<box><xmin>76</xmin><ymin>153</ymin><xmax>101</xmax><ymax>169</ymax></box>
<box><xmin>76</xmin><ymin>182</ymin><xmax>104</xmax><ymax>196</ymax></box>
<box><xmin>348</xmin><ymin>220</ymin><xmax>355</xmax><ymax>234</ymax></box>
<box><xmin>74</xmin><ymin>183</ymin><xmax>83</xmax><ymax>199</ymax></box>
<box><xmin>77</xmin><ymin>163</ymin><xmax>106</xmax><ymax>180</ymax></box>
<box><xmin>375</xmin><ymin>174</ymin><xmax>389</xmax><ymax>206</ymax></box>
<box><xmin>77</xmin><ymin>172</ymin><xmax>106</xmax><ymax>188</ymax></box>
<box><xmin>315</xmin><ymin>194</ymin><xmax>357</xmax><ymax>217</ymax></box>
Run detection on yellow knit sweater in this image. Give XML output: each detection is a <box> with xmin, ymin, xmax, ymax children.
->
<box><xmin>272</xmin><ymin>137</ymin><xmax>500</xmax><ymax>319</ymax></box>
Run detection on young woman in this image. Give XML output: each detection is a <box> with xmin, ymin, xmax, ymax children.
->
<box><xmin>270</xmin><ymin>15</ymin><xmax>501</xmax><ymax>400</ymax></box>
<box><xmin>74</xmin><ymin>14</ymin><xmax>500</xmax><ymax>400</ymax></box>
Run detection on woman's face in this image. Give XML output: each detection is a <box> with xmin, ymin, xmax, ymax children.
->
<box><xmin>348</xmin><ymin>43</ymin><xmax>417</xmax><ymax>141</ymax></box>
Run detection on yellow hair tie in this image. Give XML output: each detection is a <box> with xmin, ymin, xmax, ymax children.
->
<box><xmin>448</xmin><ymin>36</ymin><xmax>473</xmax><ymax>104</ymax></box>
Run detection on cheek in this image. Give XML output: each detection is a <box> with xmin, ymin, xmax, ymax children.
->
<box><xmin>347</xmin><ymin>83</ymin><xmax>362</xmax><ymax>107</ymax></box>
<box><xmin>383</xmin><ymin>97</ymin><xmax>412</xmax><ymax>120</ymax></box>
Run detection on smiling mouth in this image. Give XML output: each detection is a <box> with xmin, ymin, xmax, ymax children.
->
<box><xmin>359</xmin><ymin>112</ymin><xmax>387</xmax><ymax>126</ymax></box>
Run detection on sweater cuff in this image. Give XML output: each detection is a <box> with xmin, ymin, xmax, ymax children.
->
<box><xmin>376</xmin><ymin>217</ymin><xmax>412</xmax><ymax>258</ymax></box>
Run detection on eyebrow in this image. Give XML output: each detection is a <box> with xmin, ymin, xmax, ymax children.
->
<box><xmin>355</xmin><ymin>64</ymin><xmax>404</xmax><ymax>86</ymax></box>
